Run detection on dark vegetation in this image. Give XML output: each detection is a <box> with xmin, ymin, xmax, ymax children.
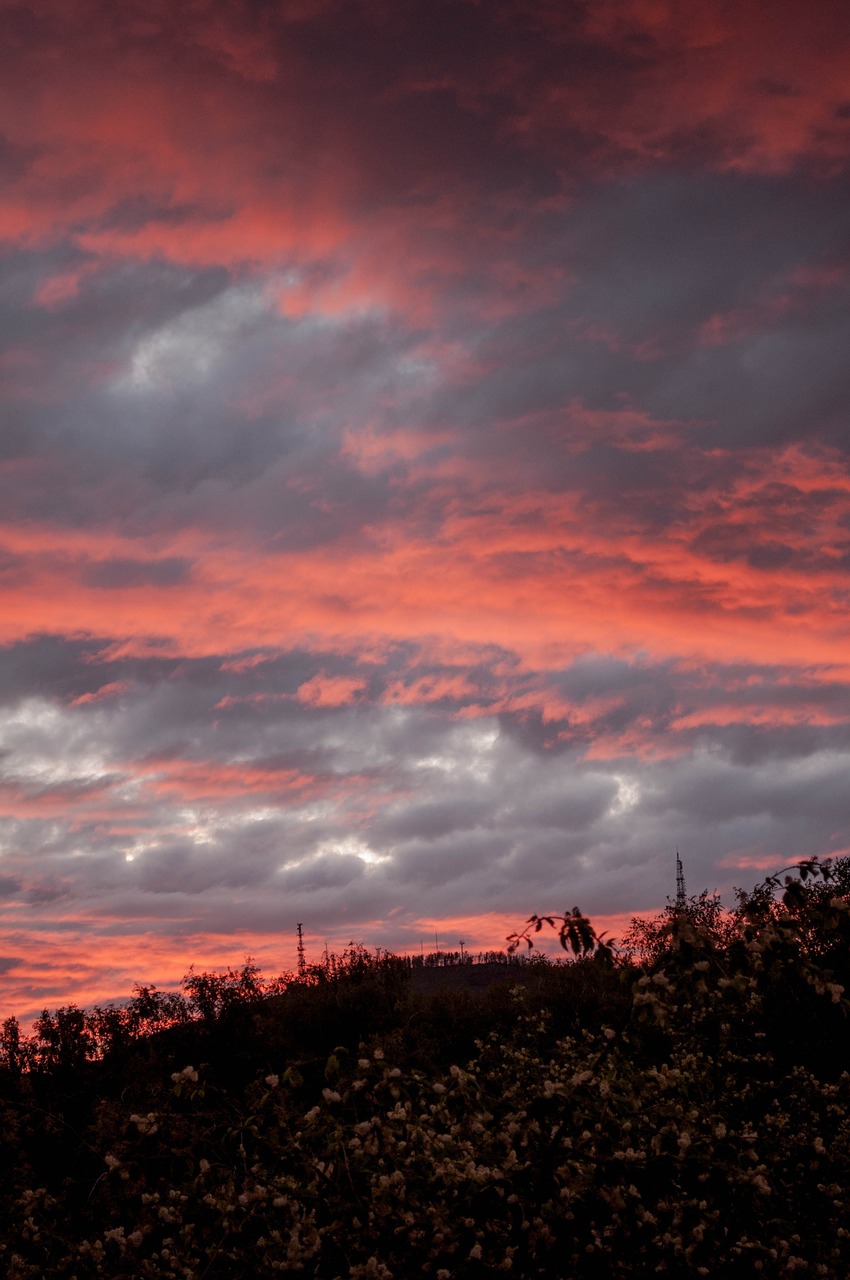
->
<box><xmin>1</xmin><ymin>859</ymin><xmax>849</xmax><ymax>1277</ymax></box>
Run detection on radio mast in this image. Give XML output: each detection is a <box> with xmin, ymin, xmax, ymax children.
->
<box><xmin>296</xmin><ymin>922</ymin><xmax>306</xmax><ymax>978</ymax></box>
<box><xmin>675</xmin><ymin>849</ymin><xmax>687</xmax><ymax>911</ymax></box>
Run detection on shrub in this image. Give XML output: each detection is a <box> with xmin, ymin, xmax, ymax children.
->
<box><xmin>1</xmin><ymin>860</ymin><xmax>849</xmax><ymax>1276</ymax></box>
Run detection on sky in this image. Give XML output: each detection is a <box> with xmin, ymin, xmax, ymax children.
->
<box><xmin>2</xmin><ymin>0</ymin><xmax>850</xmax><ymax>1022</ymax></box>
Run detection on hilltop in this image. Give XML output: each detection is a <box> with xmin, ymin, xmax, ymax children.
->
<box><xmin>2</xmin><ymin>859</ymin><xmax>850</xmax><ymax>1277</ymax></box>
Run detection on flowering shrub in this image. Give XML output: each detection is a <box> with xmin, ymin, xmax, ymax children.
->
<box><xmin>1</xmin><ymin>861</ymin><xmax>849</xmax><ymax>1276</ymax></box>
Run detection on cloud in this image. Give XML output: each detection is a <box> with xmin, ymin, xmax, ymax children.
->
<box><xmin>82</xmin><ymin>558</ymin><xmax>193</xmax><ymax>590</ymax></box>
<box><xmin>1</xmin><ymin>0</ymin><xmax>850</xmax><ymax>1021</ymax></box>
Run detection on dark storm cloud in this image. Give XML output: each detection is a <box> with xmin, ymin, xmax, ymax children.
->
<box><xmin>422</xmin><ymin>174</ymin><xmax>850</xmax><ymax>472</ymax></box>
<box><xmin>0</xmin><ymin>261</ymin><xmax>431</xmax><ymax>551</ymax></box>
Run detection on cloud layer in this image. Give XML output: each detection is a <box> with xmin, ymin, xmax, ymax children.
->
<box><xmin>2</xmin><ymin>0</ymin><xmax>850</xmax><ymax>1019</ymax></box>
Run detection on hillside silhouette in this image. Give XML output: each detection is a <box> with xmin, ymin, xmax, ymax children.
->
<box><xmin>1</xmin><ymin>859</ymin><xmax>849</xmax><ymax>1277</ymax></box>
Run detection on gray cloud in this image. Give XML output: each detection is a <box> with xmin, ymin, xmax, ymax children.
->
<box><xmin>2</xmin><ymin>643</ymin><xmax>850</xmax><ymax>958</ymax></box>
<box><xmin>82</xmin><ymin>557</ymin><xmax>193</xmax><ymax>590</ymax></box>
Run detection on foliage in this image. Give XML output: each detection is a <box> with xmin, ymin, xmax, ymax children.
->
<box><xmin>622</xmin><ymin>888</ymin><xmax>735</xmax><ymax>966</ymax></box>
<box><xmin>1</xmin><ymin>861</ymin><xmax>849</xmax><ymax>1276</ymax></box>
<box><xmin>508</xmin><ymin>905</ymin><xmax>616</xmax><ymax>961</ymax></box>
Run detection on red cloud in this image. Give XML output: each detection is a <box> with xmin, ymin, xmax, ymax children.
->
<box><xmin>69</xmin><ymin>681</ymin><xmax>131</xmax><ymax>706</ymax></box>
<box><xmin>1</xmin><ymin>442</ymin><xmax>850</xmax><ymax>674</ymax></box>
<box><xmin>296</xmin><ymin>673</ymin><xmax>368</xmax><ymax>707</ymax></box>
<box><xmin>2</xmin><ymin>0</ymin><xmax>846</xmax><ymax>316</ymax></box>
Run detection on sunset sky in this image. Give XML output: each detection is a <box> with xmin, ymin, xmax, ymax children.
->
<box><xmin>2</xmin><ymin>0</ymin><xmax>850</xmax><ymax>1022</ymax></box>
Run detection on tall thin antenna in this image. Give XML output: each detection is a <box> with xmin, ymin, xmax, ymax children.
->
<box><xmin>296</xmin><ymin>922</ymin><xmax>306</xmax><ymax>978</ymax></box>
<box><xmin>675</xmin><ymin>849</ymin><xmax>687</xmax><ymax>911</ymax></box>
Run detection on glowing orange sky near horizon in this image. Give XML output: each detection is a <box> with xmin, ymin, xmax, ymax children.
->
<box><xmin>0</xmin><ymin>910</ymin><xmax>657</xmax><ymax>1032</ymax></box>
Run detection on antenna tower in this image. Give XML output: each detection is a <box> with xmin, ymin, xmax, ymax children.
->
<box><xmin>296</xmin><ymin>922</ymin><xmax>306</xmax><ymax>978</ymax></box>
<box><xmin>675</xmin><ymin>849</ymin><xmax>687</xmax><ymax>911</ymax></box>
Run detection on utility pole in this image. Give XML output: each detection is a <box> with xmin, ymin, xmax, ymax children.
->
<box><xmin>675</xmin><ymin>849</ymin><xmax>687</xmax><ymax>912</ymax></box>
<box><xmin>296</xmin><ymin>922</ymin><xmax>306</xmax><ymax>978</ymax></box>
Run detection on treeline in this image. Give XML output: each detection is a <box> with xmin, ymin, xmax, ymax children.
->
<box><xmin>1</xmin><ymin>859</ymin><xmax>849</xmax><ymax>1277</ymax></box>
<box><xmin>0</xmin><ymin>947</ymin><xmax>548</xmax><ymax>1076</ymax></box>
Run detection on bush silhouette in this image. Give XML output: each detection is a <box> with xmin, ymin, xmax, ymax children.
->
<box><xmin>1</xmin><ymin>859</ymin><xmax>849</xmax><ymax>1276</ymax></box>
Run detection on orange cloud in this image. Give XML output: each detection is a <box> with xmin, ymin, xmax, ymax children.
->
<box><xmin>297</xmin><ymin>673</ymin><xmax>368</xmax><ymax>707</ymax></box>
<box><xmin>126</xmin><ymin>757</ymin><xmax>335</xmax><ymax>805</ymax></box>
<box><xmin>0</xmin><ymin>926</ymin><xmax>302</xmax><ymax>1031</ymax></box>
<box><xmin>69</xmin><ymin>681</ymin><xmax>131</xmax><ymax>706</ymax></box>
<box><xmin>1</xmin><ymin>442</ymin><xmax>850</xmax><ymax>676</ymax></box>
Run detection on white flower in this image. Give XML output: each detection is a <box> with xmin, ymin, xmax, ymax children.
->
<box><xmin>322</xmin><ymin>1088</ymin><xmax>341</xmax><ymax>1103</ymax></box>
<box><xmin>265</xmin><ymin>1074</ymin><xmax>280</xmax><ymax>1088</ymax></box>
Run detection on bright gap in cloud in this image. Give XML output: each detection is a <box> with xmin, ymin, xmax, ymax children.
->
<box><xmin>610</xmin><ymin>776</ymin><xmax>641</xmax><ymax>816</ymax></box>
<box><xmin>113</xmin><ymin>284</ymin><xmax>272</xmax><ymax>392</ymax></box>
<box><xmin>0</xmin><ymin>698</ymin><xmax>110</xmax><ymax>786</ymax></box>
<box><xmin>177</xmin><ymin>808</ymin><xmax>218</xmax><ymax>845</ymax></box>
<box><xmin>415</xmin><ymin>724</ymin><xmax>500</xmax><ymax>782</ymax></box>
<box><xmin>316</xmin><ymin>835</ymin><xmax>390</xmax><ymax>867</ymax></box>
